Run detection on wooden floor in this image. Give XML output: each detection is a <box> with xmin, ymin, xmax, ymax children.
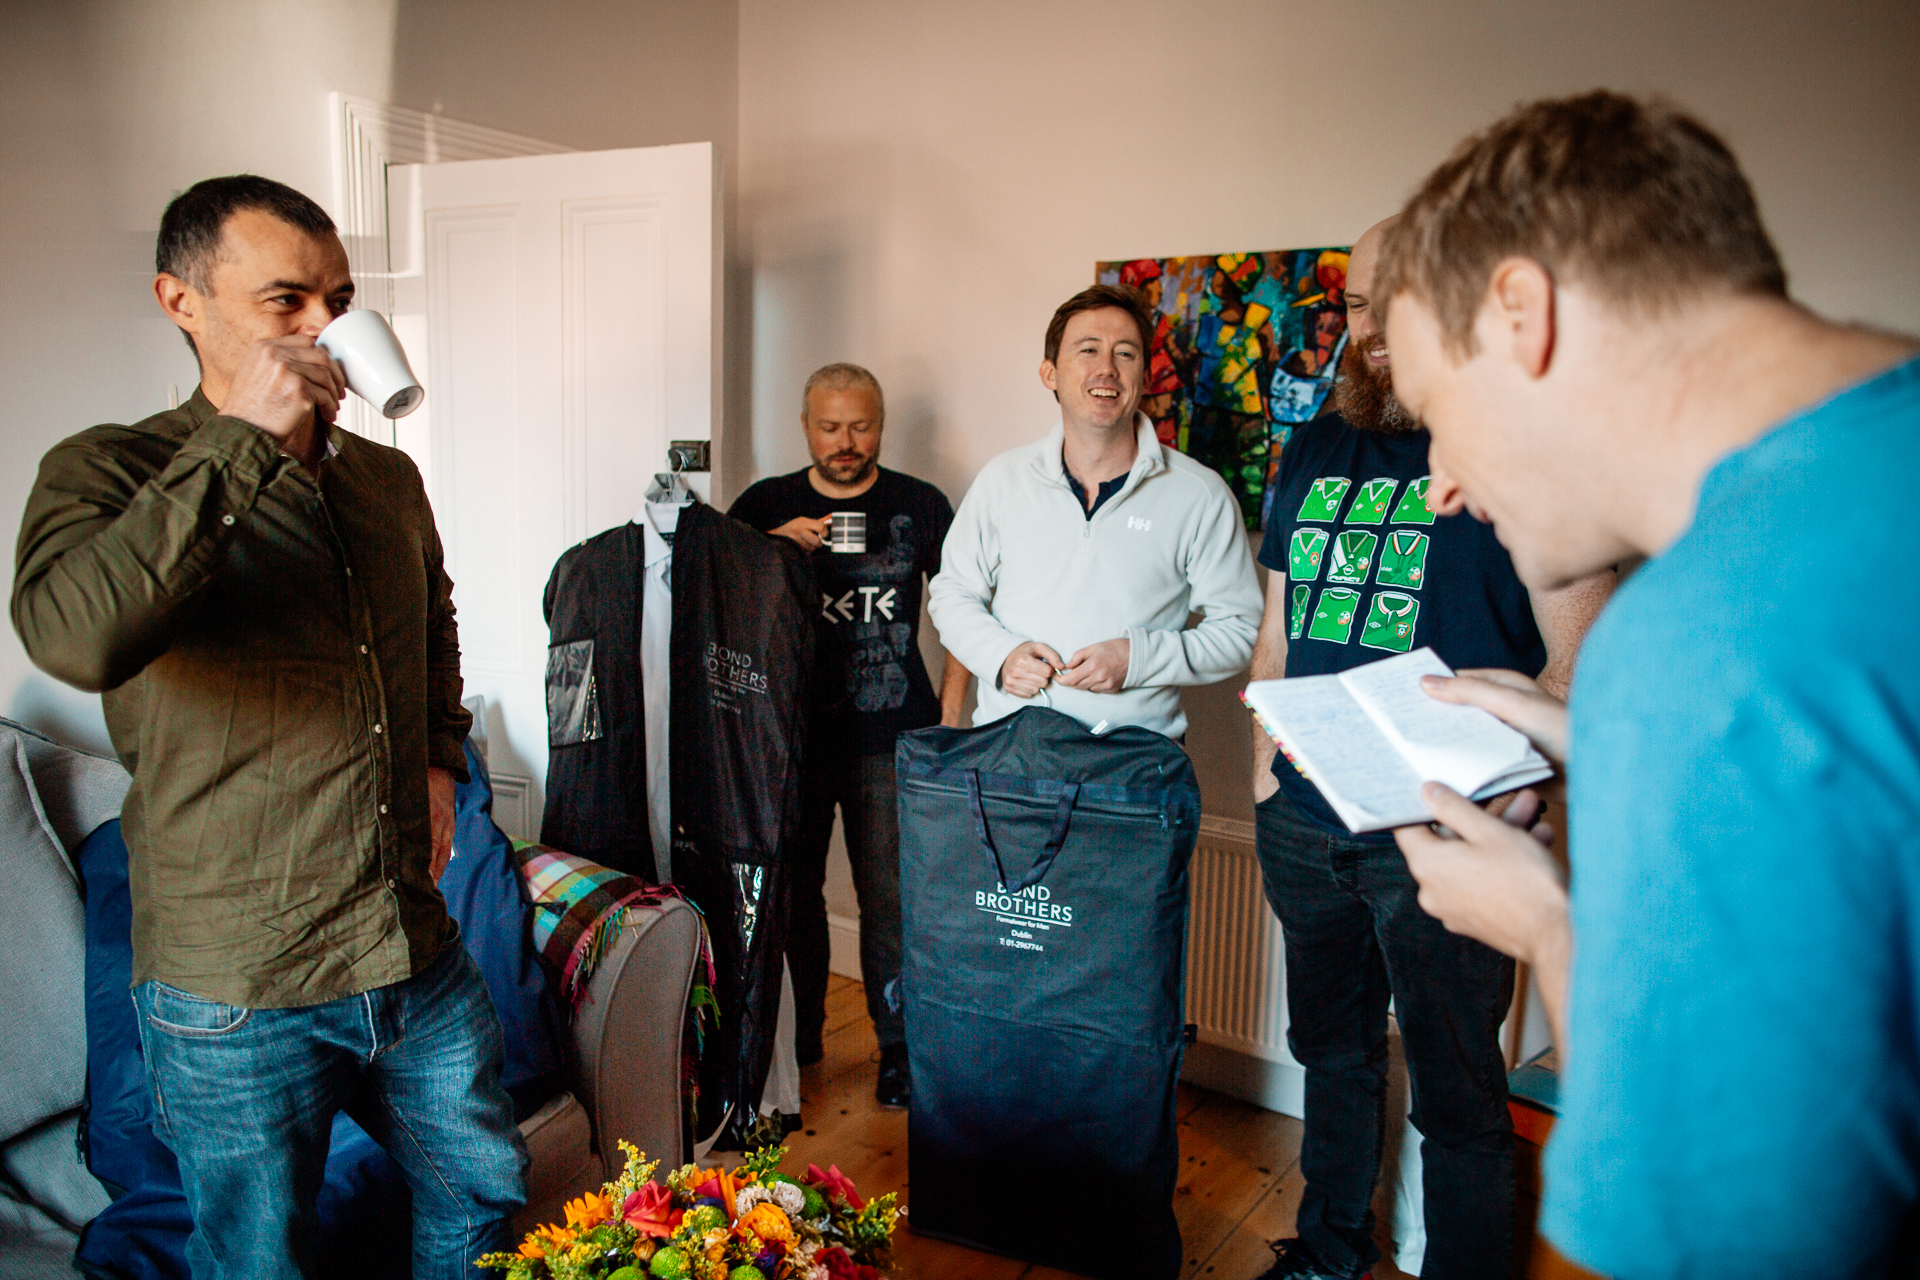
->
<box><xmin>768</xmin><ymin>975</ymin><xmax>1594</xmax><ymax>1280</ymax></box>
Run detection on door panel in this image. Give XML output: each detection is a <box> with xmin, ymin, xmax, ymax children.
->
<box><xmin>406</xmin><ymin>143</ymin><xmax>717</xmax><ymax>830</ymax></box>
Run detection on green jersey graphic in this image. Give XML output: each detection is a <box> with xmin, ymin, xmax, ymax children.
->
<box><xmin>1289</xmin><ymin>584</ymin><xmax>1310</xmax><ymax>639</ymax></box>
<box><xmin>1289</xmin><ymin>528</ymin><xmax>1329</xmax><ymax>582</ymax></box>
<box><xmin>1344</xmin><ymin>477</ymin><xmax>1398</xmax><ymax>525</ymax></box>
<box><xmin>1297</xmin><ymin>477</ymin><xmax>1351</xmax><ymax>522</ymax></box>
<box><xmin>1390</xmin><ymin>476</ymin><xmax>1436</xmax><ymax>525</ymax></box>
<box><xmin>1360</xmin><ymin>591</ymin><xmax>1421</xmax><ymax>652</ymax></box>
<box><xmin>1375</xmin><ymin>530</ymin><xmax>1430</xmax><ymax>589</ymax></box>
<box><xmin>1308</xmin><ymin>588</ymin><xmax>1361</xmax><ymax>644</ymax></box>
<box><xmin>1325</xmin><ymin>530</ymin><xmax>1378</xmax><ymax>585</ymax></box>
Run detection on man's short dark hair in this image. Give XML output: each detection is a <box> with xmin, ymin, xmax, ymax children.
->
<box><xmin>156</xmin><ymin>174</ymin><xmax>336</xmax><ymax>294</ymax></box>
<box><xmin>1377</xmin><ymin>91</ymin><xmax>1787</xmax><ymax>357</ymax></box>
<box><xmin>1044</xmin><ymin>284</ymin><xmax>1155</xmax><ymax>365</ymax></box>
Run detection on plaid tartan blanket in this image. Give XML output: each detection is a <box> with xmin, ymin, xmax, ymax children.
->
<box><xmin>512</xmin><ymin>842</ymin><xmax>701</xmax><ymax>1008</ymax></box>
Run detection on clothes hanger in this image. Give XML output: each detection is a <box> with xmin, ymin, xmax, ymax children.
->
<box><xmin>635</xmin><ymin>452</ymin><xmax>695</xmax><ymax>524</ymax></box>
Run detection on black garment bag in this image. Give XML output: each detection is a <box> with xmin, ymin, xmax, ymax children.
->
<box><xmin>540</xmin><ymin>522</ymin><xmax>656</xmax><ymax>879</ymax></box>
<box><xmin>669</xmin><ymin>501</ymin><xmax>817</xmax><ymax>1150</ymax></box>
<box><xmin>897</xmin><ymin>707</ymin><xmax>1199</xmax><ymax>1280</ymax></box>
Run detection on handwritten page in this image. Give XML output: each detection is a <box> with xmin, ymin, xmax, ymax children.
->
<box><xmin>1338</xmin><ymin>649</ymin><xmax>1534</xmax><ymax>795</ymax></box>
<box><xmin>1243</xmin><ymin>676</ymin><xmax>1428</xmax><ymax>829</ymax></box>
<box><xmin>1244</xmin><ymin>648</ymin><xmax>1553</xmax><ymax>832</ymax></box>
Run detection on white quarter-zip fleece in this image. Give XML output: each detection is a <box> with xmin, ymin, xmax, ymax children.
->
<box><xmin>929</xmin><ymin>414</ymin><xmax>1261</xmax><ymax>739</ymax></box>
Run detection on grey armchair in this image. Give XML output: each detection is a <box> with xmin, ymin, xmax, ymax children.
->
<box><xmin>0</xmin><ymin>715</ymin><xmax>701</xmax><ymax>1268</ymax></box>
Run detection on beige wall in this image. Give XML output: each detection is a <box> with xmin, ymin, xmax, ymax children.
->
<box><xmin>0</xmin><ymin>0</ymin><xmax>737</xmax><ymax>751</ymax></box>
<box><xmin>735</xmin><ymin>0</ymin><xmax>1920</xmax><ymax>822</ymax></box>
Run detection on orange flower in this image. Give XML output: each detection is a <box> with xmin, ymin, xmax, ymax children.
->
<box><xmin>734</xmin><ymin>1203</ymin><xmax>795</xmax><ymax>1248</ymax></box>
<box><xmin>564</xmin><ymin>1191</ymin><xmax>615</xmax><ymax>1230</ymax></box>
<box><xmin>521</xmin><ymin>1221</ymin><xmax>577</xmax><ymax>1257</ymax></box>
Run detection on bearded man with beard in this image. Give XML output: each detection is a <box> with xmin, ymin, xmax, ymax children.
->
<box><xmin>1244</xmin><ymin>218</ymin><xmax>1614</xmax><ymax>1280</ymax></box>
<box><xmin>729</xmin><ymin>362</ymin><xmax>969</xmax><ymax>1109</ymax></box>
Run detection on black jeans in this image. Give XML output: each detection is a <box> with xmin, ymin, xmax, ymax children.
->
<box><xmin>787</xmin><ymin>749</ymin><xmax>906</xmax><ymax>1050</ymax></box>
<box><xmin>1254</xmin><ymin>789</ymin><xmax>1515</xmax><ymax>1279</ymax></box>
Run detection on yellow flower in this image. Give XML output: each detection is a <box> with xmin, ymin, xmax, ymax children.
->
<box><xmin>564</xmin><ymin>1190</ymin><xmax>615</xmax><ymax>1230</ymax></box>
<box><xmin>734</xmin><ymin>1203</ymin><xmax>795</xmax><ymax>1248</ymax></box>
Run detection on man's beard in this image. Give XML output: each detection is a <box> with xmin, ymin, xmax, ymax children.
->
<box><xmin>818</xmin><ymin>452</ymin><xmax>876</xmax><ymax>485</ymax></box>
<box><xmin>1332</xmin><ymin>343</ymin><xmax>1418</xmax><ymax>434</ymax></box>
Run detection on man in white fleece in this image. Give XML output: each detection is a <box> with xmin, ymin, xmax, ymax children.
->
<box><xmin>929</xmin><ymin>284</ymin><xmax>1261</xmax><ymax>739</ymax></box>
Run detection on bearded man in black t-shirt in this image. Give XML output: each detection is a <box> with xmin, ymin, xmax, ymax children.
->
<box><xmin>1244</xmin><ymin>222</ymin><xmax>1614</xmax><ymax>1280</ymax></box>
<box><xmin>729</xmin><ymin>362</ymin><xmax>969</xmax><ymax>1110</ymax></box>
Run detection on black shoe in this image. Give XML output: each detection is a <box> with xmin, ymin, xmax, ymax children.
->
<box><xmin>875</xmin><ymin>1043</ymin><xmax>911</xmax><ymax>1110</ymax></box>
<box><xmin>1255</xmin><ymin>1239</ymin><xmax>1368</xmax><ymax>1280</ymax></box>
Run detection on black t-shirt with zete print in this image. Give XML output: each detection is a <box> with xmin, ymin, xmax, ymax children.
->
<box><xmin>729</xmin><ymin>466</ymin><xmax>954</xmax><ymax>756</ymax></box>
<box><xmin>1257</xmin><ymin>412</ymin><xmax>1546</xmax><ymax>837</ymax></box>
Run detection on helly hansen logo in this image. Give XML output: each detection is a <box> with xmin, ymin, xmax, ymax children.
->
<box><xmin>1127</xmin><ymin>516</ymin><xmax>1153</xmax><ymax>532</ymax></box>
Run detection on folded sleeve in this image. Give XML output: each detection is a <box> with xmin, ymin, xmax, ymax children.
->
<box><xmin>926</xmin><ymin>475</ymin><xmax>1029</xmax><ymax>687</ymax></box>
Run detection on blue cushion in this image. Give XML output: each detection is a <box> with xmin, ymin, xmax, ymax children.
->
<box><xmin>74</xmin><ymin>820</ymin><xmax>409</xmax><ymax>1279</ymax></box>
<box><xmin>443</xmin><ymin>737</ymin><xmax>567</xmax><ymax>1117</ymax></box>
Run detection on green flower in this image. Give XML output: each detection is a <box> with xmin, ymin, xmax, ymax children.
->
<box><xmin>648</xmin><ymin>1246</ymin><xmax>691</xmax><ymax>1280</ymax></box>
<box><xmin>682</xmin><ymin>1205</ymin><xmax>726</xmax><ymax>1236</ymax></box>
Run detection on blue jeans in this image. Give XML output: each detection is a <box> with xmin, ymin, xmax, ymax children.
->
<box><xmin>1255</xmin><ymin>788</ymin><xmax>1514</xmax><ymax>1279</ymax></box>
<box><xmin>133</xmin><ymin>940</ymin><xmax>528</xmax><ymax>1279</ymax></box>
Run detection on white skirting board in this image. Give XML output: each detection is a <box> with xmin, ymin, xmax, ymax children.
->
<box><xmin>826</xmin><ymin>912</ymin><xmax>863</xmax><ymax>982</ymax></box>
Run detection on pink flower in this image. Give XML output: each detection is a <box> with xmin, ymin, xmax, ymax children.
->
<box><xmin>802</xmin><ymin>1163</ymin><xmax>864</xmax><ymax>1210</ymax></box>
<box><xmin>621</xmin><ymin>1184</ymin><xmax>683</xmax><ymax>1238</ymax></box>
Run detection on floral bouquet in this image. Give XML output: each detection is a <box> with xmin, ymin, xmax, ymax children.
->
<box><xmin>478</xmin><ymin>1142</ymin><xmax>898</xmax><ymax>1280</ymax></box>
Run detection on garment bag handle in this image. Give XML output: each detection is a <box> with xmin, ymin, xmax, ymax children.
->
<box><xmin>965</xmin><ymin>769</ymin><xmax>1080</xmax><ymax>892</ymax></box>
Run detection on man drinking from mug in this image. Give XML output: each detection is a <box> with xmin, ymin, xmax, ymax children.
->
<box><xmin>11</xmin><ymin>174</ymin><xmax>525</xmax><ymax>1279</ymax></box>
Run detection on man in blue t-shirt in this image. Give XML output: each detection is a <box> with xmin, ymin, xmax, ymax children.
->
<box><xmin>1382</xmin><ymin>93</ymin><xmax>1920</xmax><ymax>1275</ymax></box>
<box><xmin>1247</xmin><ymin>218</ymin><xmax>1613</xmax><ymax>1280</ymax></box>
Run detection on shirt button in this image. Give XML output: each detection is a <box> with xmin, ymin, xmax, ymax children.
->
<box><xmin>372</xmin><ymin>723</ymin><xmax>383</xmax><ymax>734</ymax></box>
<box><xmin>345</xmin><ymin>566</ymin><xmax>353</xmax><ymax>577</ymax></box>
<box><xmin>221</xmin><ymin>514</ymin><xmax>235</xmax><ymax>526</ymax></box>
<box><xmin>387</xmin><ymin>878</ymin><xmax>397</xmax><ymax>889</ymax></box>
<box><xmin>379</xmin><ymin>803</ymin><xmax>389</xmax><ymax>814</ymax></box>
<box><xmin>359</xmin><ymin>644</ymin><xmax>369</xmax><ymax>655</ymax></box>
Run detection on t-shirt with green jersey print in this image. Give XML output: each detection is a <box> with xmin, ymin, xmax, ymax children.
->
<box><xmin>1256</xmin><ymin>411</ymin><xmax>1545</xmax><ymax>838</ymax></box>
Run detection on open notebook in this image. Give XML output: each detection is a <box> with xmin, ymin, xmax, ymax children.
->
<box><xmin>1242</xmin><ymin>648</ymin><xmax>1553</xmax><ymax>833</ymax></box>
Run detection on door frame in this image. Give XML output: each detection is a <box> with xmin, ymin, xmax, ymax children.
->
<box><xmin>327</xmin><ymin>93</ymin><xmax>571</xmax><ymax>444</ymax></box>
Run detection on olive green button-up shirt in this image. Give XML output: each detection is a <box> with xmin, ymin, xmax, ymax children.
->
<box><xmin>11</xmin><ymin>389</ymin><xmax>470</xmax><ymax>1009</ymax></box>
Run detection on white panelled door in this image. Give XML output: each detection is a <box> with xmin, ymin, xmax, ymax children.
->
<box><xmin>400</xmin><ymin>144</ymin><xmax>718</xmax><ymax>836</ymax></box>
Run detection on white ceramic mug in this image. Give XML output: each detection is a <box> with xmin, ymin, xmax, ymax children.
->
<box><xmin>827</xmin><ymin>511</ymin><xmax>867</xmax><ymax>553</ymax></box>
<box><xmin>316</xmin><ymin>310</ymin><xmax>425</xmax><ymax>419</ymax></box>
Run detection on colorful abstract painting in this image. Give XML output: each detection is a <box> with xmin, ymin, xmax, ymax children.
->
<box><xmin>1097</xmin><ymin>247</ymin><xmax>1351</xmax><ymax>528</ymax></box>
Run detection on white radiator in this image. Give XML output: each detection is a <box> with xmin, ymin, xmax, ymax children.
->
<box><xmin>1182</xmin><ymin>815</ymin><xmax>1305</xmax><ymax>1116</ymax></box>
<box><xmin>1184</xmin><ymin>814</ymin><xmax>1429</xmax><ymax>1272</ymax></box>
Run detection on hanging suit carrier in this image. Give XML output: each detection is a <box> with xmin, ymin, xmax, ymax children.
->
<box><xmin>897</xmin><ymin>707</ymin><xmax>1199</xmax><ymax>1280</ymax></box>
<box><xmin>669</xmin><ymin>501</ymin><xmax>817</xmax><ymax>1151</ymax></box>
